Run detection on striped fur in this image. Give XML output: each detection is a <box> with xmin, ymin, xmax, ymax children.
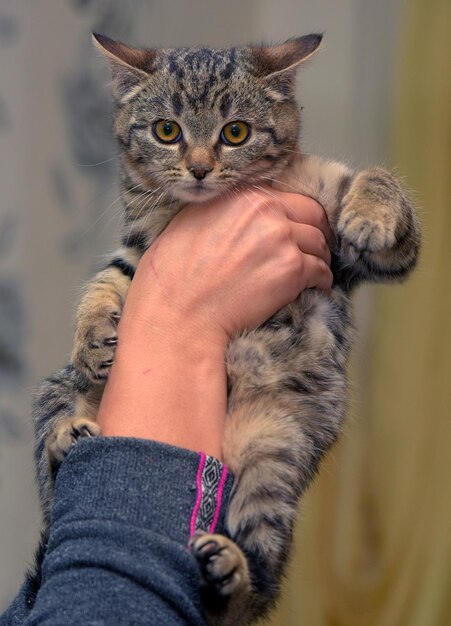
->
<box><xmin>29</xmin><ymin>35</ymin><xmax>421</xmax><ymax>623</ymax></box>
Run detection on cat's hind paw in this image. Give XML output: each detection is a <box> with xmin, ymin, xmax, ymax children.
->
<box><xmin>47</xmin><ymin>416</ymin><xmax>100</xmax><ymax>469</ymax></box>
<box><xmin>189</xmin><ymin>531</ymin><xmax>251</xmax><ymax>598</ymax></box>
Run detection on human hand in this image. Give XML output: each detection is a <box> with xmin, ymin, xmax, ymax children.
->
<box><xmin>98</xmin><ymin>189</ymin><xmax>332</xmax><ymax>458</ymax></box>
<box><xmin>121</xmin><ymin>188</ymin><xmax>332</xmax><ymax>347</ymax></box>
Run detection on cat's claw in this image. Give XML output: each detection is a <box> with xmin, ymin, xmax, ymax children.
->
<box><xmin>46</xmin><ymin>416</ymin><xmax>100</xmax><ymax>468</ymax></box>
<box><xmin>338</xmin><ymin>204</ymin><xmax>396</xmax><ymax>253</ymax></box>
<box><xmin>73</xmin><ymin>309</ymin><xmax>121</xmax><ymax>383</ymax></box>
<box><xmin>190</xmin><ymin>531</ymin><xmax>250</xmax><ymax>597</ymax></box>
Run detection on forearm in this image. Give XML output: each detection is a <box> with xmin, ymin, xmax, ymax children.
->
<box><xmin>22</xmin><ymin>437</ymin><xmax>232</xmax><ymax>626</ymax></box>
<box><xmin>97</xmin><ymin>311</ymin><xmax>228</xmax><ymax>460</ymax></box>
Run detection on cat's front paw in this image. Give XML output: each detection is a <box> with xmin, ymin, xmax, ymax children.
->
<box><xmin>190</xmin><ymin>531</ymin><xmax>250</xmax><ymax>598</ymax></box>
<box><xmin>47</xmin><ymin>416</ymin><xmax>100</xmax><ymax>469</ymax></box>
<box><xmin>72</xmin><ymin>308</ymin><xmax>121</xmax><ymax>383</ymax></box>
<box><xmin>337</xmin><ymin>168</ymin><xmax>400</xmax><ymax>260</ymax></box>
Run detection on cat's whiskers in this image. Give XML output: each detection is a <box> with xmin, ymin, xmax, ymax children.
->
<box><xmin>167</xmin><ymin>188</ymin><xmax>179</xmax><ymax>214</ymax></box>
<box><xmin>250</xmin><ymin>185</ymin><xmax>306</xmax><ymax>241</ymax></box>
<box><xmin>258</xmin><ymin>174</ymin><xmax>324</xmax><ymax>209</ymax></box>
<box><xmin>241</xmin><ymin>188</ymin><xmax>283</xmax><ymax>227</ymax></box>
<box><xmin>123</xmin><ymin>186</ymin><xmax>163</xmax><ymax>246</ymax></box>
<box><xmin>147</xmin><ymin>188</ymin><xmax>169</xmax><ymax>215</ymax></box>
<box><xmin>77</xmin><ymin>153</ymin><xmax>122</xmax><ymax>167</ymax></box>
<box><xmin>127</xmin><ymin>186</ymin><xmax>161</xmax><ymax>214</ymax></box>
<box><xmin>259</xmin><ymin>175</ymin><xmax>305</xmax><ymax>193</ymax></box>
<box><xmin>81</xmin><ymin>182</ymin><xmax>144</xmax><ymax>237</ymax></box>
<box><xmin>251</xmin><ymin>191</ymin><xmax>293</xmax><ymax>241</ymax></box>
<box><xmin>131</xmin><ymin>188</ymin><xmax>169</xmax><ymax>244</ymax></box>
<box><xmin>224</xmin><ymin>187</ymin><xmax>239</xmax><ymax>207</ymax></box>
<box><xmin>278</xmin><ymin>147</ymin><xmax>312</xmax><ymax>156</ymax></box>
<box><xmin>148</xmin><ymin>167</ymin><xmax>182</xmax><ymax>175</ymax></box>
<box><xmin>76</xmin><ymin>179</ymin><xmax>121</xmax><ymax>237</ymax></box>
<box><xmin>136</xmin><ymin>187</ymin><xmax>168</xmax><ymax>226</ymax></box>
<box><xmin>105</xmin><ymin>185</ymin><xmax>153</xmax><ymax>233</ymax></box>
<box><xmin>251</xmin><ymin>184</ymin><xmax>301</xmax><ymax>221</ymax></box>
<box><xmin>123</xmin><ymin>188</ymin><xmax>157</xmax><ymax>228</ymax></box>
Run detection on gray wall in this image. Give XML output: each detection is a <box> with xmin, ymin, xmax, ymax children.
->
<box><xmin>0</xmin><ymin>0</ymin><xmax>401</xmax><ymax>608</ymax></box>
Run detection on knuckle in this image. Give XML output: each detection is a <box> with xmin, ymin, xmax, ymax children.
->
<box><xmin>317</xmin><ymin>229</ymin><xmax>327</xmax><ymax>248</ymax></box>
<box><xmin>318</xmin><ymin>231</ymin><xmax>330</xmax><ymax>257</ymax></box>
<box><xmin>292</xmin><ymin>252</ymin><xmax>305</xmax><ymax>277</ymax></box>
<box><xmin>286</xmin><ymin>246</ymin><xmax>301</xmax><ymax>266</ymax></box>
<box><xmin>304</xmin><ymin>196</ymin><xmax>323</xmax><ymax>218</ymax></box>
<box><xmin>308</xmin><ymin>200</ymin><xmax>326</xmax><ymax>226</ymax></box>
<box><xmin>318</xmin><ymin>210</ymin><xmax>329</xmax><ymax>232</ymax></box>
<box><xmin>322</xmin><ymin>263</ymin><xmax>333</xmax><ymax>287</ymax></box>
<box><xmin>316</xmin><ymin>256</ymin><xmax>326</xmax><ymax>272</ymax></box>
<box><xmin>268</xmin><ymin>217</ymin><xmax>287</xmax><ymax>240</ymax></box>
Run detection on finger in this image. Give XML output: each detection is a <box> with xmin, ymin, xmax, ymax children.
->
<box><xmin>299</xmin><ymin>254</ymin><xmax>334</xmax><ymax>291</ymax></box>
<box><xmin>291</xmin><ymin>223</ymin><xmax>331</xmax><ymax>266</ymax></box>
<box><xmin>277</xmin><ymin>193</ymin><xmax>333</xmax><ymax>244</ymax></box>
<box><xmin>250</xmin><ymin>186</ymin><xmax>333</xmax><ymax>242</ymax></box>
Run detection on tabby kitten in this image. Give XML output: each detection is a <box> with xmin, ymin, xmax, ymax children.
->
<box><xmin>32</xmin><ymin>34</ymin><xmax>420</xmax><ymax>625</ymax></box>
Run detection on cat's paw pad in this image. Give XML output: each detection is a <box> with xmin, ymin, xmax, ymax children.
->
<box><xmin>189</xmin><ymin>532</ymin><xmax>250</xmax><ymax>597</ymax></box>
<box><xmin>338</xmin><ymin>200</ymin><xmax>396</xmax><ymax>254</ymax></box>
<box><xmin>337</xmin><ymin>169</ymin><xmax>400</xmax><ymax>258</ymax></box>
<box><xmin>47</xmin><ymin>417</ymin><xmax>100</xmax><ymax>467</ymax></box>
<box><xmin>73</xmin><ymin>310</ymin><xmax>121</xmax><ymax>383</ymax></box>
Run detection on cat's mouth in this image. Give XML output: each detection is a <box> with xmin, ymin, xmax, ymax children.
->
<box><xmin>174</xmin><ymin>181</ymin><xmax>220</xmax><ymax>203</ymax></box>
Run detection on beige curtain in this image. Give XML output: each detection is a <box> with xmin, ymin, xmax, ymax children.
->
<box><xmin>272</xmin><ymin>0</ymin><xmax>451</xmax><ymax>624</ymax></box>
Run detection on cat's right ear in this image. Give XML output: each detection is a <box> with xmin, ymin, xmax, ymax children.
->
<box><xmin>92</xmin><ymin>34</ymin><xmax>157</xmax><ymax>100</ymax></box>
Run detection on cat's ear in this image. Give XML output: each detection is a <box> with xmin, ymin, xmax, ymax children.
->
<box><xmin>252</xmin><ymin>34</ymin><xmax>323</xmax><ymax>76</ymax></box>
<box><xmin>92</xmin><ymin>33</ymin><xmax>157</xmax><ymax>100</ymax></box>
<box><xmin>251</xmin><ymin>34</ymin><xmax>322</xmax><ymax>98</ymax></box>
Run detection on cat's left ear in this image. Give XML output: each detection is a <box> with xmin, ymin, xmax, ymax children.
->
<box><xmin>92</xmin><ymin>33</ymin><xmax>158</xmax><ymax>100</ymax></box>
<box><xmin>251</xmin><ymin>34</ymin><xmax>322</xmax><ymax>97</ymax></box>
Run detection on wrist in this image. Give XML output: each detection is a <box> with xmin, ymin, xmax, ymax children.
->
<box><xmin>97</xmin><ymin>305</ymin><xmax>228</xmax><ymax>460</ymax></box>
<box><xmin>118</xmin><ymin>292</ymin><xmax>229</xmax><ymax>357</ymax></box>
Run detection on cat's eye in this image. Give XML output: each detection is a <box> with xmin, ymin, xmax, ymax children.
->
<box><xmin>152</xmin><ymin>120</ymin><xmax>182</xmax><ymax>144</ymax></box>
<box><xmin>221</xmin><ymin>121</ymin><xmax>250</xmax><ymax>146</ymax></box>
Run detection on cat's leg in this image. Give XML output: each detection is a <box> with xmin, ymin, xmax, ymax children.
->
<box><xmin>27</xmin><ymin>365</ymin><xmax>100</xmax><ymax>608</ymax></box>
<box><xmin>336</xmin><ymin>167</ymin><xmax>421</xmax><ymax>285</ymax></box>
<box><xmin>33</xmin><ymin>365</ymin><xmax>101</xmax><ymax>522</ymax></box>
<box><xmin>274</xmin><ymin>155</ymin><xmax>420</xmax><ymax>288</ymax></box>
<box><xmin>191</xmin><ymin>292</ymin><xmax>351</xmax><ymax>625</ymax></box>
<box><xmin>46</xmin><ymin>415</ymin><xmax>100</xmax><ymax>473</ymax></box>
<box><xmin>191</xmin><ymin>396</ymin><xmax>345</xmax><ymax>625</ymax></box>
<box><xmin>272</xmin><ymin>153</ymin><xmax>354</xmax><ymax>230</ymax></box>
<box><xmin>190</xmin><ymin>531</ymin><xmax>252</xmax><ymax>624</ymax></box>
<box><xmin>190</xmin><ymin>404</ymin><xmax>303</xmax><ymax>625</ymax></box>
<box><xmin>72</xmin><ymin>254</ymin><xmax>137</xmax><ymax>382</ymax></box>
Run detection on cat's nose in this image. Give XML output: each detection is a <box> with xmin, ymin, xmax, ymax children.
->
<box><xmin>189</xmin><ymin>165</ymin><xmax>212</xmax><ymax>180</ymax></box>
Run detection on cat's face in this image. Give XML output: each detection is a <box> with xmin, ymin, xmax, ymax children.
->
<box><xmin>94</xmin><ymin>35</ymin><xmax>322</xmax><ymax>203</ymax></box>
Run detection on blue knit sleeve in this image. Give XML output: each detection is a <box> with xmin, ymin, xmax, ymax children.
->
<box><xmin>2</xmin><ymin>437</ymin><xmax>232</xmax><ymax>626</ymax></box>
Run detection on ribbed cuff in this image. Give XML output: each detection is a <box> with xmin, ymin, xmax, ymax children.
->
<box><xmin>52</xmin><ymin>437</ymin><xmax>233</xmax><ymax>545</ymax></box>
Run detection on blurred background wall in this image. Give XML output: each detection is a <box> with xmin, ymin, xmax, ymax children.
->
<box><xmin>0</xmin><ymin>0</ymin><xmax>449</xmax><ymax>623</ymax></box>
